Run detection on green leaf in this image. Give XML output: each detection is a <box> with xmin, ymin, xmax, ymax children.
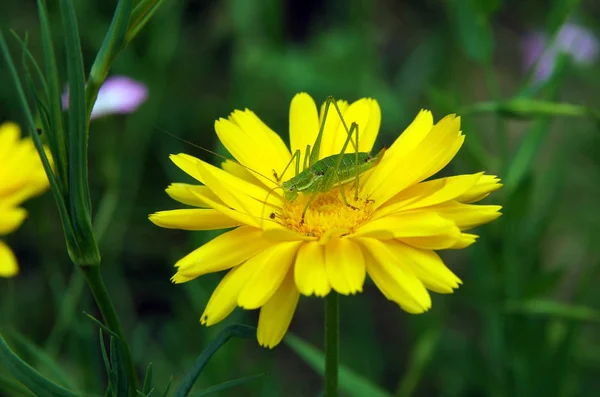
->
<box><xmin>285</xmin><ymin>334</ymin><xmax>392</xmax><ymax>397</ymax></box>
<box><xmin>0</xmin><ymin>31</ymin><xmax>79</xmax><ymax>262</ymax></box>
<box><xmin>395</xmin><ymin>329</ymin><xmax>441</xmax><ymax>397</ymax></box>
<box><xmin>0</xmin><ymin>372</ymin><xmax>38</xmax><ymax>397</ymax></box>
<box><xmin>0</xmin><ymin>335</ymin><xmax>79</xmax><ymax>397</ymax></box>
<box><xmin>59</xmin><ymin>0</ymin><xmax>101</xmax><ymax>266</ymax></box>
<box><xmin>99</xmin><ymin>331</ymin><xmax>113</xmax><ymax>389</ymax></box>
<box><xmin>86</xmin><ymin>0</ymin><xmax>134</xmax><ymax>117</ymax></box>
<box><xmin>37</xmin><ymin>0</ymin><xmax>69</xmax><ymax>189</ymax></box>
<box><xmin>110</xmin><ymin>337</ymin><xmax>129</xmax><ymax>397</ymax></box>
<box><xmin>189</xmin><ymin>373</ymin><xmax>266</xmax><ymax>396</ymax></box>
<box><xmin>463</xmin><ymin>99</ymin><xmax>596</xmax><ymax>119</ymax></box>
<box><xmin>4</xmin><ymin>331</ymin><xmax>75</xmax><ymax>390</ymax></box>
<box><xmin>126</xmin><ymin>0</ymin><xmax>169</xmax><ymax>46</ymax></box>
<box><xmin>505</xmin><ymin>300</ymin><xmax>600</xmax><ymax>323</ymax></box>
<box><xmin>160</xmin><ymin>376</ymin><xmax>173</xmax><ymax>397</ymax></box>
<box><xmin>10</xmin><ymin>30</ymin><xmax>48</xmax><ymax>98</ymax></box>
<box><xmin>142</xmin><ymin>362</ymin><xmax>154</xmax><ymax>395</ymax></box>
<box><xmin>83</xmin><ymin>311</ymin><xmax>121</xmax><ymax>339</ymax></box>
<box><xmin>450</xmin><ymin>0</ymin><xmax>493</xmax><ymax>64</ymax></box>
<box><xmin>173</xmin><ymin>325</ymin><xmax>257</xmax><ymax>397</ymax></box>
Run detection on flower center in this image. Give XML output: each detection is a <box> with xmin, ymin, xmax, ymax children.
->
<box><xmin>277</xmin><ymin>186</ymin><xmax>374</xmax><ymax>238</ymax></box>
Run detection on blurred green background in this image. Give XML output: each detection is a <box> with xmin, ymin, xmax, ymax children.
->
<box><xmin>2</xmin><ymin>0</ymin><xmax>600</xmax><ymax>396</ymax></box>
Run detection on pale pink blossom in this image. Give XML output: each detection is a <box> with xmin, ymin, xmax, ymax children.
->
<box><xmin>62</xmin><ymin>76</ymin><xmax>148</xmax><ymax>119</ymax></box>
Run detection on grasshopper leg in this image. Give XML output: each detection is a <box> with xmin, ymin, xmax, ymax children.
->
<box><xmin>275</xmin><ymin>149</ymin><xmax>302</xmax><ymax>182</ymax></box>
<box><xmin>300</xmin><ymin>193</ymin><xmax>319</xmax><ymax>225</ymax></box>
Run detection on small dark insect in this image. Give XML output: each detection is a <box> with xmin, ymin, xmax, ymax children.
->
<box><xmin>269</xmin><ymin>213</ymin><xmax>276</xmax><ymax>220</ymax></box>
<box><xmin>36</xmin><ymin>128</ymin><xmax>42</xmax><ymax>135</ymax></box>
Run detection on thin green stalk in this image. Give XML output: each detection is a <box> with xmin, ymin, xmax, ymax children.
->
<box><xmin>483</xmin><ymin>62</ymin><xmax>508</xmax><ymax>163</ymax></box>
<box><xmin>80</xmin><ymin>265</ymin><xmax>137</xmax><ymax>396</ymax></box>
<box><xmin>325</xmin><ymin>292</ymin><xmax>339</xmax><ymax>397</ymax></box>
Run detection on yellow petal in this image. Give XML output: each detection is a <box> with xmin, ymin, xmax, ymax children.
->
<box><xmin>173</xmin><ymin>226</ymin><xmax>273</xmax><ymax>280</ymax></box>
<box><xmin>194</xmin><ymin>161</ymin><xmax>279</xmax><ymax>227</ymax></box>
<box><xmin>257</xmin><ymin>270</ymin><xmax>300</xmax><ymax>348</ymax></box>
<box><xmin>456</xmin><ymin>174</ymin><xmax>503</xmax><ymax>203</ymax></box>
<box><xmin>221</xmin><ymin>160</ymin><xmax>260</xmax><ymax>185</ymax></box>
<box><xmin>354</xmin><ymin>211</ymin><xmax>458</xmax><ymax>240</ymax></box>
<box><xmin>0</xmin><ymin>207</ymin><xmax>27</xmax><ymax>235</ymax></box>
<box><xmin>364</xmin><ymin>114</ymin><xmax>464</xmax><ymax>207</ymax></box>
<box><xmin>398</xmin><ymin>230</ymin><xmax>464</xmax><ymax>250</ymax></box>
<box><xmin>262</xmin><ymin>223</ymin><xmax>317</xmax><ymax>242</ymax></box>
<box><xmin>289</xmin><ymin>93</ymin><xmax>320</xmax><ymax>168</ymax></box>
<box><xmin>237</xmin><ymin>241</ymin><xmax>302</xmax><ymax>309</ymax></box>
<box><xmin>169</xmin><ymin>153</ymin><xmax>205</xmax><ymax>182</ymax></box>
<box><xmin>318</xmin><ymin>99</ymin><xmax>349</xmax><ymax>158</ymax></box>
<box><xmin>360</xmin><ymin>99</ymin><xmax>381</xmax><ymax>153</ymax></box>
<box><xmin>0</xmin><ymin>185</ymin><xmax>45</xmax><ymax>208</ymax></box>
<box><xmin>450</xmin><ymin>233</ymin><xmax>478</xmax><ymax>249</ymax></box>
<box><xmin>0</xmin><ymin>122</ymin><xmax>21</xmax><ymax>160</ymax></box>
<box><xmin>432</xmin><ymin>202</ymin><xmax>502</xmax><ymax>230</ymax></box>
<box><xmin>149</xmin><ymin>209</ymin><xmax>240</xmax><ymax>230</ymax></box>
<box><xmin>358</xmin><ymin>238</ymin><xmax>431</xmax><ymax>313</ymax></box>
<box><xmin>322</xmin><ymin>98</ymin><xmax>371</xmax><ymax>157</ymax></box>
<box><xmin>387</xmin><ymin>109</ymin><xmax>434</xmax><ymax>157</ymax></box>
<box><xmin>0</xmin><ymin>140</ymin><xmax>48</xmax><ymax>199</ymax></box>
<box><xmin>377</xmin><ymin>173</ymin><xmax>484</xmax><ymax>217</ymax></box>
<box><xmin>200</xmin><ymin>263</ymin><xmax>256</xmax><ymax>326</ymax></box>
<box><xmin>198</xmin><ymin>157</ymin><xmax>281</xmax><ymax>208</ymax></box>
<box><xmin>216</xmin><ymin>113</ymin><xmax>290</xmax><ymax>186</ymax></box>
<box><xmin>190</xmin><ymin>186</ymin><xmax>263</xmax><ymax>228</ymax></box>
<box><xmin>324</xmin><ymin>238</ymin><xmax>365</xmax><ymax>294</ymax></box>
<box><xmin>386</xmin><ymin>241</ymin><xmax>462</xmax><ymax>294</ymax></box>
<box><xmin>294</xmin><ymin>241</ymin><xmax>331</xmax><ymax>297</ymax></box>
<box><xmin>165</xmin><ymin>183</ymin><xmax>221</xmax><ymax>207</ymax></box>
<box><xmin>0</xmin><ymin>240</ymin><xmax>18</xmax><ymax>277</ymax></box>
<box><xmin>229</xmin><ymin>109</ymin><xmax>292</xmax><ymax>171</ymax></box>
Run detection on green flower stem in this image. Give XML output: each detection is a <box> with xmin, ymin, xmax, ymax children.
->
<box><xmin>80</xmin><ymin>265</ymin><xmax>137</xmax><ymax>396</ymax></box>
<box><xmin>325</xmin><ymin>292</ymin><xmax>339</xmax><ymax>397</ymax></box>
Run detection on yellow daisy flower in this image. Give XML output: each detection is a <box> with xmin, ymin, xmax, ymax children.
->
<box><xmin>0</xmin><ymin>122</ymin><xmax>49</xmax><ymax>277</ymax></box>
<box><xmin>150</xmin><ymin>93</ymin><xmax>502</xmax><ymax>348</ymax></box>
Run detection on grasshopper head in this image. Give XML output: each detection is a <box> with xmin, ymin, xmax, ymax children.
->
<box><xmin>281</xmin><ymin>180</ymin><xmax>298</xmax><ymax>201</ymax></box>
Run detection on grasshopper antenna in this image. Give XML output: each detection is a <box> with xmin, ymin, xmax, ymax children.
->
<box><xmin>155</xmin><ymin>125</ymin><xmax>279</xmax><ymax>186</ymax></box>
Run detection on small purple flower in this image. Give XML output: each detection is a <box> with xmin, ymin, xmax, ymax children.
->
<box><xmin>522</xmin><ymin>23</ymin><xmax>598</xmax><ymax>83</ymax></box>
<box><xmin>62</xmin><ymin>76</ymin><xmax>149</xmax><ymax>120</ymax></box>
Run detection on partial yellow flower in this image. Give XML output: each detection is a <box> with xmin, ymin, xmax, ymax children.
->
<box><xmin>0</xmin><ymin>122</ymin><xmax>49</xmax><ymax>277</ymax></box>
<box><xmin>150</xmin><ymin>93</ymin><xmax>502</xmax><ymax>348</ymax></box>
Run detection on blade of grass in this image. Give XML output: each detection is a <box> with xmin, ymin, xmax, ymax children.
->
<box><xmin>505</xmin><ymin>300</ymin><xmax>600</xmax><ymax>323</ymax></box>
<box><xmin>86</xmin><ymin>0</ymin><xmax>133</xmax><ymax>118</ymax></box>
<box><xmin>395</xmin><ymin>329</ymin><xmax>441</xmax><ymax>397</ymax></box>
<box><xmin>125</xmin><ymin>0</ymin><xmax>169</xmax><ymax>46</ymax></box>
<box><xmin>5</xmin><ymin>331</ymin><xmax>75</xmax><ymax>390</ymax></box>
<box><xmin>59</xmin><ymin>0</ymin><xmax>98</xmax><ymax>264</ymax></box>
<box><xmin>142</xmin><ymin>362</ymin><xmax>154</xmax><ymax>395</ymax></box>
<box><xmin>190</xmin><ymin>373</ymin><xmax>266</xmax><ymax>396</ymax></box>
<box><xmin>0</xmin><ymin>335</ymin><xmax>79</xmax><ymax>397</ymax></box>
<box><xmin>0</xmin><ymin>372</ymin><xmax>38</xmax><ymax>397</ymax></box>
<box><xmin>0</xmin><ymin>31</ymin><xmax>78</xmax><ymax>259</ymax></box>
<box><xmin>173</xmin><ymin>325</ymin><xmax>257</xmax><ymax>397</ymax></box>
<box><xmin>285</xmin><ymin>334</ymin><xmax>392</xmax><ymax>397</ymax></box>
<box><xmin>37</xmin><ymin>0</ymin><xmax>68</xmax><ymax>189</ymax></box>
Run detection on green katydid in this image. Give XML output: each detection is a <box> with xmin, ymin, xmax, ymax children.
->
<box><xmin>269</xmin><ymin>96</ymin><xmax>385</xmax><ymax>223</ymax></box>
<box><xmin>162</xmin><ymin>96</ymin><xmax>385</xmax><ymax>224</ymax></box>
